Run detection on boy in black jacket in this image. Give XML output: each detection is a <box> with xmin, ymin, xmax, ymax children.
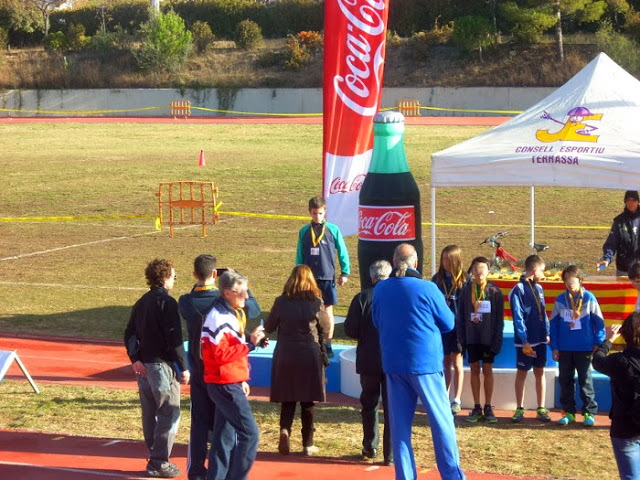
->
<box><xmin>457</xmin><ymin>256</ymin><xmax>504</xmax><ymax>423</ymax></box>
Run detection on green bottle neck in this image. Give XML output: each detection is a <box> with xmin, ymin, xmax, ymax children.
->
<box><xmin>368</xmin><ymin>122</ymin><xmax>410</xmax><ymax>174</ymax></box>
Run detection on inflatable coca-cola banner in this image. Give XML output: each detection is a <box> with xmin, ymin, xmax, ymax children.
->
<box><xmin>322</xmin><ymin>0</ymin><xmax>390</xmax><ymax>236</ymax></box>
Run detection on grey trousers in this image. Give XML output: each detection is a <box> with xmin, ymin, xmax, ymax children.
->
<box><xmin>137</xmin><ymin>362</ymin><xmax>181</xmax><ymax>468</ymax></box>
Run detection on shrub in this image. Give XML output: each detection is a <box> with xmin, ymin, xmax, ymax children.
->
<box><xmin>596</xmin><ymin>20</ymin><xmax>640</xmax><ymax>73</ymax></box>
<box><xmin>234</xmin><ymin>19</ymin><xmax>262</xmax><ymax>49</ymax></box>
<box><xmin>192</xmin><ymin>20</ymin><xmax>214</xmax><ymax>53</ymax></box>
<box><xmin>283</xmin><ymin>33</ymin><xmax>311</xmax><ymax>69</ymax></box>
<box><xmin>135</xmin><ymin>9</ymin><xmax>193</xmax><ymax>73</ymax></box>
<box><xmin>297</xmin><ymin>30</ymin><xmax>322</xmax><ymax>54</ymax></box>
<box><xmin>451</xmin><ymin>15</ymin><xmax>496</xmax><ymax>61</ymax></box>
<box><xmin>0</xmin><ymin>26</ymin><xmax>8</xmax><ymax>49</ymax></box>
<box><xmin>386</xmin><ymin>30</ymin><xmax>404</xmax><ymax>47</ymax></box>
<box><xmin>67</xmin><ymin>23</ymin><xmax>90</xmax><ymax>50</ymax></box>
<box><xmin>499</xmin><ymin>2</ymin><xmax>556</xmax><ymax>44</ymax></box>
<box><xmin>44</xmin><ymin>31</ymin><xmax>68</xmax><ymax>52</ymax></box>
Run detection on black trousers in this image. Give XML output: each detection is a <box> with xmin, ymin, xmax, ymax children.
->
<box><xmin>558</xmin><ymin>350</ymin><xmax>598</xmax><ymax>415</ymax></box>
<box><xmin>280</xmin><ymin>401</ymin><xmax>315</xmax><ymax>447</ymax></box>
<box><xmin>360</xmin><ymin>373</ymin><xmax>392</xmax><ymax>462</ymax></box>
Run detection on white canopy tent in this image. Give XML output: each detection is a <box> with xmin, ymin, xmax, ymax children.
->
<box><xmin>430</xmin><ymin>52</ymin><xmax>640</xmax><ymax>274</ymax></box>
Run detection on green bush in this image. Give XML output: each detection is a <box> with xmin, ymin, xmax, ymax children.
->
<box><xmin>451</xmin><ymin>15</ymin><xmax>496</xmax><ymax>60</ymax></box>
<box><xmin>283</xmin><ymin>33</ymin><xmax>311</xmax><ymax>69</ymax></box>
<box><xmin>135</xmin><ymin>9</ymin><xmax>193</xmax><ymax>73</ymax></box>
<box><xmin>596</xmin><ymin>20</ymin><xmax>640</xmax><ymax>73</ymax></box>
<box><xmin>44</xmin><ymin>31</ymin><xmax>68</xmax><ymax>51</ymax></box>
<box><xmin>234</xmin><ymin>18</ymin><xmax>262</xmax><ymax>49</ymax></box>
<box><xmin>192</xmin><ymin>20</ymin><xmax>214</xmax><ymax>53</ymax></box>
<box><xmin>67</xmin><ymin>23</ymin><xmax>90</xmax><ymax>50</ymax></box>
<box><xmin>499</xmin><ymin>2</ymin><xmax>556</xmax><ymax>44</ymax></box>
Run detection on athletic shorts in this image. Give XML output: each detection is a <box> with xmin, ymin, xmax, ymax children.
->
<box><xmin>516</xmin><ymin>343</ymin><xmax>548</xmax><ymax>370</ymax></box>
<box><xmin>442</xmin><ymin>330</ymin><xmax>462</xmax><ymax>355</ymax></box>
<box><xmin>466</xmin><ymin>344</ymin><xmax>496</xmax><ymax>364</ymax></box>
<box><xmin>316</xmin><ymin>279</ymin><xmax>338</xmax><ymax>306</ymax></box>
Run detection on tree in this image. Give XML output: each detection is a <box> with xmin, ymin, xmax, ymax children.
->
<box><xmin>25</xmin><ymin>0</ymin><xmax>65</xmax><ymax>36</ymax></box>
<box><xmin>134</xmin><ymin>9</ymin><xmax>192</xmax><ymax>73</ymax></box>
<box><xmin>452</xmin><ymin>15</ymin><xmax>496</xmax><ymax>62</ymax></box>
<box><xmin>500</xmin><ymin>0</ymin><xmax>606</xmax><ymax>62</ymax></box>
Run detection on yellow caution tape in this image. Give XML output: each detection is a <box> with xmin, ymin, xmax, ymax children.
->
<box><xmin>191</xmin><ymin>107</ymin><xmax>322</xmax><ymax>117</ymax></box>
<box><xmin>0</xmin><ymin>214</ymin><xmax>149</xmax><ymax>222</ymax></box>
<box><xmin>0</xmin><ymin>106</ymin><xmax>164</xmax><ymax>115</ymax></box>
<box><xmin>420</xmin><ymin>106</ymin><xmax>523</xmax><ymax>115</ymax></box>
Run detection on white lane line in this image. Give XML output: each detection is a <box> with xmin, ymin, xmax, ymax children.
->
<box><xmin>0</xmin><ymin>281</ymin><xmax>144</xmax><ymax>291</ymax></box>
<box><xmin>0</xmin><ymin>461</ymin><xmax>146</xmax><ymax>478</ymax></box>
<box><xmin>17</xmin><ymin>355</ymin><xmax>125</xmax><ymax>366</ymax></box>
<box><xmin>102</xmin><ymin>440</ymin><xmax>123</xmax><ymax>447</ymax></box>
<box><xmin>364</xmin><ymin>465</ymin><xmax>381</xmax><ymax>471</ymax></box>
<box><xmin>0</xmin><ymin>225</ymin><xmax>197</xmax><ymax>261</ymax></box>
<box><xmin>0</xmin><ymin>281</ymin><xmax>146</xmax><ymax>291</ymax></box>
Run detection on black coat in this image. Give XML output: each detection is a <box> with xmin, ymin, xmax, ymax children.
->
<box><xmin>602</xmin><ymin>208</ymin><xmax>640</xmax><ymax>273</ymax></box>
<box><xmin>344</xmin><ymin>287</ymin><xmax>383</xmax><ymax>375</ymax></box>
<box><xmin>457</xmin><ymin>281</ymin><xmax>504</xmax><ymax>354</ymax></box>
<box><xmin>265</xmin><ymin>296</ymin><xmax>330</xmax><ymax>403</ymax></box>
<box><xmin>592</xmin><ymin>342</ymin><xmax>640</xmax><ymax>439</ymax></box>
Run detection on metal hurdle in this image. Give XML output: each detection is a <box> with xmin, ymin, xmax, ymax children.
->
<box><xmin>397</xmin><ymin>99</ymin><xmax>421</xmax><ymax>117</ymax></box>
<box><xmin>169</xmin><ymin>99</ymin><xmax>192</xmax><ymax>118</ymax></box>
<box><xmin>156</xmin><ymin>181</ymin><xmax>219</xmax><ymax>237</ymax></box>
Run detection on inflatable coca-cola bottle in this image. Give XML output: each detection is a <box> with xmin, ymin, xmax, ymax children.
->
<box><xmin>358</xmin><ymin>111</ymin><xmax>423</xmax><ymax>289</ymax></box>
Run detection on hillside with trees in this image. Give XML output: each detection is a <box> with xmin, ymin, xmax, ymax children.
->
<box><xmin>1</xmin><ymin>0</ymin><xmax>640</xmax><ymax>89</ymax></box>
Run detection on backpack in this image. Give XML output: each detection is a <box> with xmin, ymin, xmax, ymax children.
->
<box><xmin>624</xmin><ymin>353</ymin><xmax>640</xmax><ymax>428</ymax></box>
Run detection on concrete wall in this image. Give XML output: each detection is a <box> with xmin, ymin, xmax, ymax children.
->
<box><xmin>0</xmin><ymin>87</ymin><xmax>554</xmax><ymax>117</ymax></box>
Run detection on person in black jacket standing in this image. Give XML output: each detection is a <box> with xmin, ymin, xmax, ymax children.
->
<box><xmin>597</xmin><ymin>190</ymin><xmax>640</xmax><ymax>276</ymax></box>
<box><xmin>592</xmin><ymin>313</ymin><xmax>640</xmax><ymax>480</ymax></box>
<box><xmin>124</xmin><ymin>258</ymin><xmax>190</xmax><ymax>479</ymax></box>
<box><xmin>344</xmin><ymin>259</ymin><xmax>393</xmax><ymax>466</ymax></box>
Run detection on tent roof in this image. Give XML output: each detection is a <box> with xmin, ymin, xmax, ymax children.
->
<box><xmin>431</xmin><ymin>53</ymin><xmax>640</xmax><ymax>189</ymax></box>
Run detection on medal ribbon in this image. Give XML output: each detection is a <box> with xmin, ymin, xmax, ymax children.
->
<box><xmin>310</xmin><ymin>222</ymin><xmax>326</xmax><ymax>247</ymax></box>
<box><xmin>527</xmin><ymin>280</ymin><xmax>544</xmax><ymax>321</ymax></box>
<box><xmin>235</xmin><ymin>308</ymin><xmax>246</xmax><ymax>335</ymax></box>
<box><xmin>194</xmin><ymin>285</ymin><xmax>217</xmax><ymax>291</ymax></box>
<box><xmin>566</xmin><ymin>289</ymin><xmax>583</xmax><ymax>320</ymax></box>
<box><xmin>472</xmin><ymin>282</ymin><xmax>486</xmax><ymax>313</ymax></box>
<box><xmin>442</xmin><ymin>271</ymin><xmax>462</xmax><ymax>301</ymax></box>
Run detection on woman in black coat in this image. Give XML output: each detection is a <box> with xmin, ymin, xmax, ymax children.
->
<box><xmin>592</xmin><ymin>311</ymin><xmax>640</xmax><ymax>480</ymax></box>
<box><xmin>265</xmin><ymin>264</ymin><xmax>331</xmax><ymax>457</ymax></box>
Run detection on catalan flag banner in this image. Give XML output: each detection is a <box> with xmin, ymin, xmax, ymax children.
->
<box><xmin>493</xmin><ymin>279</ymin><xmax>637</xmax><ymax>324</ymax></box>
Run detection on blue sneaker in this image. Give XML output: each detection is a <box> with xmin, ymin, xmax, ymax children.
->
<box><xmin>583</xmin><ymin>413</ymin><xmax>596</xmax><ymax>427</ymax></box>
<box><xmin>557</xmin><ymin>412</ymin><xmax>575</xmax><ymax>426</ymax></box>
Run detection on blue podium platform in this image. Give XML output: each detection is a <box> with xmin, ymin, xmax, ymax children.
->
<box><xmin>248</xmin><ymin>341</ymin><xmax>350</xmax><ymax>393</ymax></box>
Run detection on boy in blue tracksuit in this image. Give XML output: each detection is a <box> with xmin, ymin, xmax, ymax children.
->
<box><xmin>509</xmin><ymin>254</ymin><xmax>551</xmax><ymax>423</ymax></box>
<box><xmin>550</xmin><ymin>265</ymin><xmax>605</xmax><ymax>426</ymax></box>
<box><xmin>296</xmin><ymin>196</ymin><xmax>350</xmax><ymax>356</ymax></box>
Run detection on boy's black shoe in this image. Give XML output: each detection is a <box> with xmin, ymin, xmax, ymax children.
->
<box><xmin>146</xmin><ymin>462</ymin><xmax>181</xmax><ymax>478</ymax></box>
<box><xmin>484</xmin><ymin>405</ymin><xmax>498</xmax><ymax>423</ymax></box>
<box><xmin>383</xmin><ymin>458</ymin><xmax>394</xmax><ymax>466</ymax></box>
<box><xmin>325</xmin><ymin>340</ymin><xmax>334</xmax><ymax>358</ymax></box>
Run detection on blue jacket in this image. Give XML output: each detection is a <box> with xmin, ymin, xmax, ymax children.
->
<box><xmin>372</xmin><ymin>268</ymin><xmax>454</xmax><ymax>375</ymax></box>
<box><xmin>509</xmin><ymin>277</ymin><xmax>549</xmax><ymax>346</ymax></box>
<box><xmin>549</xmin><ymin>288</ymin><xmax>605</xmax><ymax>352</ymax></box>
<box><xmin>296</xmin><ymin>221</ymin><xmax>350</xmax><ymax>280</ymax></box>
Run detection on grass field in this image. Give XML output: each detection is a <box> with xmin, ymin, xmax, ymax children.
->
<box><xmin>0</xmin><ymin>120</ymin><xmax>626</xmax><ymax>479</ymax></box>
<box><xmin>0</xmin><ymin>121</ymin><xmax>622</xmax><ymax>340</ymax></box>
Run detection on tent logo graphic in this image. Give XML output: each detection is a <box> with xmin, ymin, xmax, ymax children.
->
<box><xmin>536</xmin><ymin>107</ymin><xmax>602</xmax><ymax>143</ymax></box>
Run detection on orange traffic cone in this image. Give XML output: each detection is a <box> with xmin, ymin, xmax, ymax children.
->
<box><xmin>198</xmin><ymin>150</ymin><xmax>206</xmax><ymax>167</ymax></box>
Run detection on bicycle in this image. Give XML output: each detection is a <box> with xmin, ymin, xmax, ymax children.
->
<box><xmin>479</xmin><ymin>231</ymin><xmax>549</xmax><ymax>273</ymax></box>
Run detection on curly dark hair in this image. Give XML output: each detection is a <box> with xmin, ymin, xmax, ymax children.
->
<box><xmin>621</xmin><ymin>311</ymin><xmax>640</xmax><ymax>347</ymax></box>
<box><xmin>145</xmin><ymin>258</ymin><xmax>173</xmax><ymax>288</ymax></box>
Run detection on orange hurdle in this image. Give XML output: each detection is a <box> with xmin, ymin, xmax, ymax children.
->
<box><xmin>397</xmin><ymin>99</ymin><xmax>421</xmax><ymax>117</ymax></box>
<box><xmin>169</xmin><ymin>99</ymin><xmax>192</xmax><ymax>118</ymax></box>
<box><xmin>156</xmin><ymin>181</ymin><xmax>219</xmax><ymax>237</ymax></box>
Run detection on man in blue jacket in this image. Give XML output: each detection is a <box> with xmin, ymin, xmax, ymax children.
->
<box><xmin>372</xmin><ymin>244</ymin><xmax>465</xmax><ymax>480</ymax></box>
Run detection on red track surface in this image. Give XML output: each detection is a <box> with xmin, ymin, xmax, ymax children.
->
<box><xmin>0</xmin><ymin>335</ymin><xmax>592</xmax><ymax>479</ymax></box>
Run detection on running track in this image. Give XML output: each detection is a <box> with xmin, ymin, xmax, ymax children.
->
<box><xmin>0</xmin><ymin>334</ymin><xmax>579</xmax><ymax>480</ymax></box>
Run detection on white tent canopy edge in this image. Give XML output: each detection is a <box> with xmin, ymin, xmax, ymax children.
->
<box><xmin>429</xmin><ymin>52</ymin><xmax>640</xmax><ymax>275</ymax></box>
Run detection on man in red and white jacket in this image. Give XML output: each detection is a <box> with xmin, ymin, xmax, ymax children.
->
<box><xmin>201</xmin><ymin>269</ymin><xmax>265</xmax><ymax>480</ymax></box>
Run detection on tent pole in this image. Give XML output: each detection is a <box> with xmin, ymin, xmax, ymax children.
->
<box><xmin>431</xmin><ymin>186</ymin><xmax>436</xmax><ymax>276</ymax></box>
<box><xmin>530</xmin><ymin>185</ymin><xmax>535</xmax><ymax>250</ymax></box>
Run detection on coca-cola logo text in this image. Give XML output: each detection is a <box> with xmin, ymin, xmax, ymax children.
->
<box><xmin>330</xmin><ymin>174</ymin><xmax>366</xmax><ymax>194</ymax></box>
<box><xmin>333</xmin><ymin>0</ymin><xmax>387</xmax><ymax>117</ymax></box>
<box><xmin>358</xmin><ymin>205</ymin><xmax>416</xmax><ymax>241</ymax></box>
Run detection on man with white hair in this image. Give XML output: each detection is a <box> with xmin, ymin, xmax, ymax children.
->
<box><xmin>372</xmin><ymin>244</ymin><xmax>465</xmax><ymax>480</ymax></box>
